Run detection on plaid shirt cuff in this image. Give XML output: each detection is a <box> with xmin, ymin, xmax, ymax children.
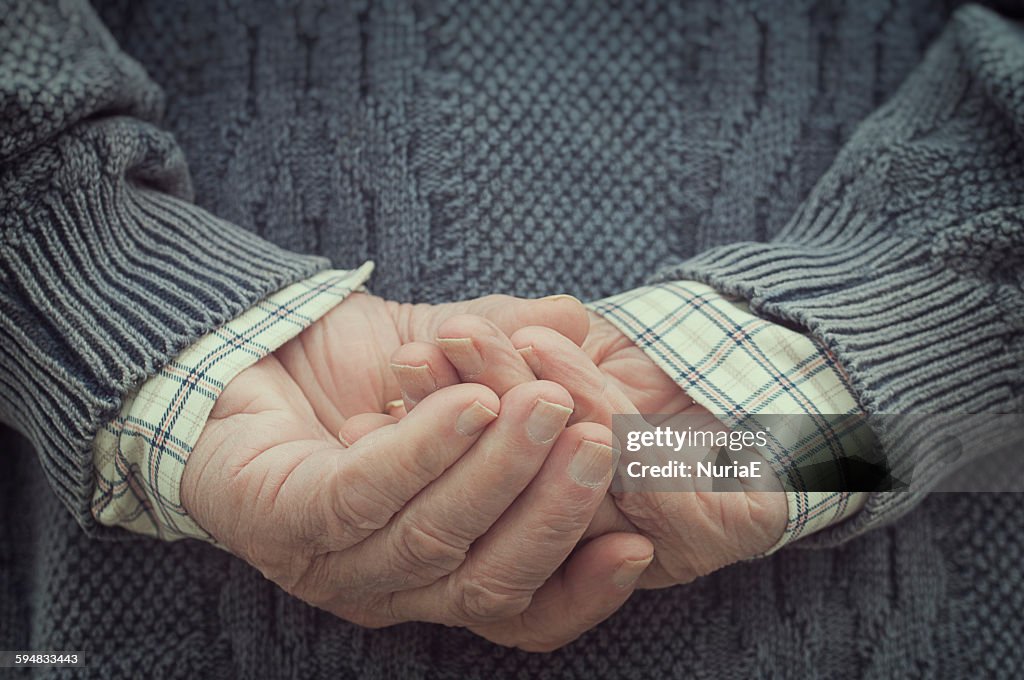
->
<box><xmin>90</xmin><ymin>262</ymin><xmax>375</xmax><ymax>541</ymax></box>
<box><xmin>590</xmin><ymin>280</ymin><xmax>869</xmax><ymax>552</ymax></box>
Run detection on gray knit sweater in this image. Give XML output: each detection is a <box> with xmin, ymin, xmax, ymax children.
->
<box><xmin>2</xmin><ymin>0</ymin><xmax>1022</xmax><ymax>677</ymax></box>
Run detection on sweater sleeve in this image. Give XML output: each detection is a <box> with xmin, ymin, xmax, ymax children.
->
<box><xmin>0</xmin><ymin>0</ymin><xmax>329</xmax><ymax>533</ymax></box>
<box><xmin>657</xmin><ymin>4</ymin><xmax>1024</xmax><ymax>544</ymax></box>
<box><xmin>91</xmin><ymin>265</ymin><xmax>373</xmax><ymax>541</ymax></box>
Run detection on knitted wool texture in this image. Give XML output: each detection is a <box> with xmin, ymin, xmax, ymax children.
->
<box><xmin>1</xmin><ymin>0</ymin><xmax>1022</xmax><ymax>677</ymax></box>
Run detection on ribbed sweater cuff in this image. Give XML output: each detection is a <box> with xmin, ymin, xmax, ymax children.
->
<box><xmin>0</xmin><ymin>182</ymin><xmax>329</xmax><ymax>535</ymax></box>
<box><xmin>659</xmin><ymin>237</ymin><xmax>1014</xmax><ymax>415</ymax></box>
<box><xmin>657</xmin><ymin>230</ymin><xmax>1019</xmax><ymax>542</ymax></box>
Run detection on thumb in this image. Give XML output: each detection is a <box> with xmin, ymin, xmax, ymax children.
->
<box><xmin>462</xmin><ymin>294</ymin><xmax>591</xmax><ymax>347</ymax></box>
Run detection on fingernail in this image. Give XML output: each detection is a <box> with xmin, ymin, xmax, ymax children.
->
<box><xmin>517</xmin><ymin>345</ymin><xmax>542</xmax><ymax>375</ymax></box>
<box><xmin>612</xmin><ymin>556</ymin><xmax>653</xmax><ymax>588</ymax></box>
<box><xmin>437</xmin><ymin>338</ymin><xmax>485</xmax><ymax>376</ymax></box>
<box><xmin>390</xmin><ymin>363</ymin><xmax>437</xmax><ymax>402</ymax></box>
<box><xmin>568</xmin><ymin>439</ymin><xmax>614</xmax><ymax>487</ymax></box>
<box><xmin>456</xmin><ymin>400</ymin><xmax>498</xmax><ymax>436</ymax></box>
<box><xmin>541</xmin><ymin>294</ymin><xmax>582</xmax><ymax>304</ymax></box>
<box><xmin>526</xmin><ymin>399</ymin><xmax>573</xmax><ymax>443</ymax></box>
<box><xmin>338</xmin><ymin>432</ymin><xmax>354</xmax><ymax>448</ymax></box>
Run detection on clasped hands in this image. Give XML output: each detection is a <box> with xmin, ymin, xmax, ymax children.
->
<box><xmin>180</xmin><ymin>292</ymin><xmax>787</xmax><ymax>651</ymax></box>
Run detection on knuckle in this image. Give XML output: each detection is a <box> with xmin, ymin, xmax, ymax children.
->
<box><xmin>614</xmin><ymin>490</ymin><xmax>674</xmax><ymax>526</ymax></box>
<box><xmin>292</xmin><ymin>568</ymin><xmax>401</xmax><ymax>629</ymax></box>
<box><xmin>280</xmin><ymin>552</ymin><xmax>333</xmax><ymax>602</ymax></box>
<box><xmin>328</xmin><ymin>597</ymin><xmax>398</xmax><ymax>630</ymax></box>
<box><xmin>454</xmin><ymin>575</ymin><xmax>534</xmax><ymax>623</ymax></box>
<box><xmin>329</xmin><ymin>469</ymin><xmax>398</xmax><ymax>537</ymax></box>
<box><xmin>537</xmin><ymin>504</ymin><xmax>589</xmax><ymax>537</ymax></box>
<box><xmin>393</xmin><ymin>521</ymin><xmax>468</xmax><ymax>575</ymax></box>
<box><xmin>391</xmin><ymin>451</ymin><xmax>445</xmax><ymax>487</ymax></box>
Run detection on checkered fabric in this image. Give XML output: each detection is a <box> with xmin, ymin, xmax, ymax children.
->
<box><xmin>90</xmin><ymin>263</ymin><xmax>374</xmax><ymax>540</ymax></box>
<box><xmin>93</xmin><ymin>270</ymin><xmax>866</xmax><ymax>548</ymax></box>
<box><xmin>591</xmin><ymin>281</ymin><xmax>871</xmax><ymax>552</ymax></box>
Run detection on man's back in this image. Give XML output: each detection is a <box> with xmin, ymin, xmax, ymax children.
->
<box><xmin>3</xmin><ymin>1</ymin><xmax>1023</xmax><ymax>676</ymax></box>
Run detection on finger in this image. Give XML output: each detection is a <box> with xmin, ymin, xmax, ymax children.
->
<box><xmin>459</xmin><ymin>294</ymin><xmax>590</xmax><ymax>347</ymax></box>
<box><xmin>471</xmin><ymin>532</ymin><xmax>654</xmax><ymax>652</ymax></box>
<box><xmin>390</xmin><ymin>421</ymin><xmax>617</xmax><ymax>626</ymax></box>
<box><xmin>390</xmin><ymin>341</ymin><xmax>461</xmax><ymax>411</ymax></box>
<box><xmin>511</xmin><ymin>325</ymin><xmax>636</xmax><ymax>427</ymax></box>
<box><xmin>338</xmin><ymin>413</ymin><xmax>399</xmax><ymax>447</ymax></box>
<box><xmin>436</xmin><ymin>315</ymin><xmax>537</xmax><ymax>395</ymax></box>
<box><xmin>340</xmin><ymin>380</ymin><xmax>575</xmax><ymax>590</ymax></box>
<box><xmin>583</xmin><ymin>495</ymin><xmax>638</xmax><ymax>540</ymax></box>
<box><xmin>323</xmin><ymin>383</ymin><xmax>501</xmax><ymax>541</ymax></box>
<box><xmin>432</xmin><ymin>322</ymin><xmax>641</xmax><ymax>544</ymax></box>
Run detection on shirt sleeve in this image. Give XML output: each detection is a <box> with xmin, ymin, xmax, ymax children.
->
<box><xmin>90</xmin><ymin>263</ymin><xmax>373</xmax><ymax>541</ymax></box>
<box><xmin>591</xmin><ymin>280</ymin><xmax>873</xmax><ymax>551</ymax></box>
<box><xmin>641</xmin><ymin>5</ymin><xmax>1024</xmax><ymax>543</ymax></box>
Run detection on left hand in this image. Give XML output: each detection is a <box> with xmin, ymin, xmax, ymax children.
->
<box><xmin>381</xmin><ymin>310</ymin><xmax>788</xmax><ymax>588</ymax></box>
<box><xmin>182</xmin><ymin>291</ymin><xmax>653</xmax><ymax>652</ymax></box>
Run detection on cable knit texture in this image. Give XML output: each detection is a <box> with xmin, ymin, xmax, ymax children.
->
<box><xmin>0</xmin><ymin>0</ymin><xmax>329</xmax><ymax>533</ymax></box>
<box><xmin>2</xmin><ymin>0</ymin><xmax>1023</xmax><ymax>677</ymax></box>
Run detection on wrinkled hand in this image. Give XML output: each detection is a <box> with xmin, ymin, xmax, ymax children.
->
<box><xmin>180</xmin><ymin>292</ymin><xmax>653</xmax><ymax>651</ymax></box>
<box><xmin>390</xmin><ymin>310</ymin><xmax>787</xmax><ymax>589</ymax></box>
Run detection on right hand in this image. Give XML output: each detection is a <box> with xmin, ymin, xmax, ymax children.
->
<box><xmin>389</xmin><ymin>313</ymin><xmax>787</xmax><ymax>589</ymax></box>
<box><xmin>180</xmin><ymin>292</ymin><xmax>654</xmax><ymax>651</ymax></box>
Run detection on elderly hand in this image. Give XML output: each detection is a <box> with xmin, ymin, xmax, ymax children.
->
<box><xmin>179</xmin><ymin>292</ymin><xmax>654</xmax><ymax>652</ymax></box>
<box><xmin>386</xmin><ymin>311</ymin><xmax>788</xmax><ymax>589</ymax></box>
